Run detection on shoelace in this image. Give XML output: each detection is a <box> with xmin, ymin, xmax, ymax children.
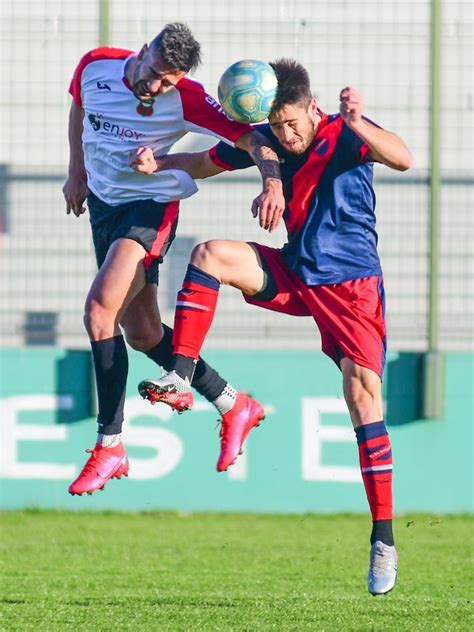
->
<box><xmin>214</xmin><ymin>419</ymin><xmax>228</xmax><ymax>446</ymax></box>
<box><xmin>371</xmin><ymin>545</ymin><xmax>395</xmax><ymax>576</ymax></box>
<box><xmin>159</xmin><ymin>372</ymin><xmax>190</xmax><ymax>394</ymax></box>
<box><xmin>80</xmin><ymin>448</ymin><xmax>112</xmax><ymax>475</ymax></box>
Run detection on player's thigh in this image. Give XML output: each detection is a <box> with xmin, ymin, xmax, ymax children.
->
<box><xmin>86</xmin><ymin>238</ymin><xmax>147</xmax><ymax>317</ymax></box>
<box><xmin>192</xmin><ymin>240</ymin><xmax>265</xmax><ymax>295</ymax></box>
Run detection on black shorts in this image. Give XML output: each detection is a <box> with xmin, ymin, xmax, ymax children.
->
<box><xmin>88</xmin><ymin>192</ymin><xmax>180</xmax><ymax>284</ymax></box>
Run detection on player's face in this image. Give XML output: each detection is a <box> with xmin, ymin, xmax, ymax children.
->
<box><xmin>132</xmin><ymin>46</ymin><xmax>186</xmax><ymax>101</ymax></box>
<box><xmin>268</xmin><ymin>99</ymin><xmax>319</xmax><ymax>154</ymax></box>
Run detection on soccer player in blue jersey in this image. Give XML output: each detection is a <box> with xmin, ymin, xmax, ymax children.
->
<box><xmin>132</xmin><ymin>58</ymin><xmax>412</xmax><ymax>595</ymax></box>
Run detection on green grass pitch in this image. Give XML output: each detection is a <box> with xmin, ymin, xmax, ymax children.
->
<box><xmin>1</xmin><ymin>511</ymin><xmax>472</xmax><ymax>631</ymax></box>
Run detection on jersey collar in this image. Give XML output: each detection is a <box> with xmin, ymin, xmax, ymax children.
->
<box><xmin>314</xmin><ymin>109</ymin><xmax>328</xmax><ymax>135</ymax></box>
<box><xmin>121</xmin><ymin>54</ymin><xmax>135</xmax><ymax>91</ymax></box>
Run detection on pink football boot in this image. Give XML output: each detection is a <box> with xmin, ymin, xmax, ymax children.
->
<box><xmin>217</xmin><ymin>393</ymin><xmax>265</xmax><ymax>472</ymax></box>
<box><xmin>68</xmin><ymin>443</ymin><xmax>129</xmax><ymax>495</ymax></box>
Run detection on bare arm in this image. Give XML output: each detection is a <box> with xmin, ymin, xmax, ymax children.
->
<box><xmin>130</xmin><ymin>149</ymin><xmax>225</xmax><ymax>180</ymax></box>
<box><xmin>62</xmin><ymin>101</ymin><xmax>89</xmax><ymax>216</ymax></box>
<box><xmin>235</xmin><ymin>130</ymin><xmax>281</xmax><ymax>185</ymax></box>
<box><xmin>340</xmin><ymin>86</ymin><xmax>413</xmax><ymax>171</ymax></box>
<box><xmin>130</xmin><ymin>129</ymin><xmax>286</xmax><ymax>233</ymax></box>
<box><xmin>234</xmin><ymin>129</ymin><xmax>284</xmax><ymax>231</ymax></box>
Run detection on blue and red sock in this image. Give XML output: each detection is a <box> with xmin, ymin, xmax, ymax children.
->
<box><xmin>355</xmin><ymin>420</ymin><xmax>394</xmax><ymax>545</ymax></box>
<box><xmin>172</xmin><ymin>264</ymin><xmax>220</xmax><ymax>360</ymax></box>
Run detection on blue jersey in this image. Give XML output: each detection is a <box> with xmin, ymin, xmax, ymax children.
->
<box><xmin>209</xmin><ymin>113</ymin><xmax>383</xmax><ymax>286</ymax></box>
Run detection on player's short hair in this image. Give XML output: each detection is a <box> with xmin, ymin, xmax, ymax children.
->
<box><xmin>269</xmin><ymin>58</ymin><xmax>312</xmax><ymax>110</ymax></box>
<box><xmin>150</xmin><ymin>23</ymin><xmax>201</xmax><ymax>73</ymax></box>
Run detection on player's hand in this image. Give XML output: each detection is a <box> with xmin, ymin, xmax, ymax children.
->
<box><xmin>339</xmin><ymin>86</ymin><xmax>364</xmax><ymax>128</ymax></box>
<box><xmin>62</xmin><ymin>174</ymin><xmax>89</xmax><ymax>217</ymax></box>
<box><xmin>251</xmin><ymin>179</ymin><xmax>285</xmax><ymax>232</ymax></box>
<box><xmin>129</xmin><ymin>147</ymin><xmax>158</xmax><ymax>174</ymax></box>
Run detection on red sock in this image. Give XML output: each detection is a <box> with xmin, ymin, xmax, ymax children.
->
<box><xmin>355</xmin><ymin>421</ymin><xmax>393</xmax><ymax>521</ymax></box>
<box><xmin>172</xmin><ymin>265</ymin><xmax>220</xmax><ymax>360</ymax></box>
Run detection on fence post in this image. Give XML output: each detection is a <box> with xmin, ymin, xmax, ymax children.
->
<box><xmin>99</xmin><ymin>0</ymin><xmax>110</xmax><ymax>46</ymax></box>
<box><xmin>0</xmin><ymin>163</ymin><xmax>9</xmax><ymax>233</ymax></box>
<box><xmin>423</xmin><ymin>0</ymin><xmax>444</xmax><ymax>419</ymax></box>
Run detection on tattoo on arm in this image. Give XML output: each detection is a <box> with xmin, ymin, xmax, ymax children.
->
<box><xmin>247</xmin><ymin>134</ymin><xmax>281</xmax><ymax>182</ymax></box>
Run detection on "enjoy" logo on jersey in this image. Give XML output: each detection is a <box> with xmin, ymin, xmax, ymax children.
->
<box><xmin>88</xmin><ymin>114</ymin><xmax>144</xmax><ymax>140</ymax></box>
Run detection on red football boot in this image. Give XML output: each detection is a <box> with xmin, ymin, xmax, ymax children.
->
<box><xmin>68</xmin><ymin>442</ymin><xmax>129</xmax><ymax>496</ymax></box>
<box><xmin>138</xmin><ymin>371</ymin><xmax>194</xmax><ymax>413</ymax></box>
<box><xmin>217</xmin><ymin>393</ymin><xmax>265</xmax><ymax>472</ymax></box>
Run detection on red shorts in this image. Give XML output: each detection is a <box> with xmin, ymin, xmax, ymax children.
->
<box><xmin>244</xmin><ymin>244</ymin><xmax>387</xmax><ymax>377</ymax></box>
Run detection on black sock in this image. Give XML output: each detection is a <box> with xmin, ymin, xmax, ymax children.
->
<box><xmin>144</xmin><ymin>324</ymin><xmax>174</xmax><ymax>371</ymax></box>
<box><xmin>371</xmin><ymin>520</ymin><xmax>394</xmax><ymax>546</ymax></box>
<box><xmin>90</xmin><ymin>335</ymin><xmax>128</xmax><ymax>435</ymax></box>
<box><xmin>145</xmin><ymin>324</ymin><xmax>227</xmax><ymax>402</ymax></box>
<box><xmin>192</xmin><ymin>359</ymin><xmax>227</xmax><ymax>401</ymax></box>
<box><xmin>172</xmin><ymin>354</ymin><xmax>197</xmax><ymax>381</ymax></box>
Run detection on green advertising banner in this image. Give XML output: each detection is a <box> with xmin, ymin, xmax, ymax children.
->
<box><xmin>0</xmin><ymin>349</ymin><xmax>472</xmax><ymax>513</ymax></box>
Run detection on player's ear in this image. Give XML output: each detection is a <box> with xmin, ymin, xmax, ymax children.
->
<box><xmin>308</xmin><ymin>98</ymin><xmax>318</xmax><ymax>121</ymax></box>
<box><xmin>137</xmin><ymin>44</ymin><xmax>148</xmax><ymax>60</ymax></box>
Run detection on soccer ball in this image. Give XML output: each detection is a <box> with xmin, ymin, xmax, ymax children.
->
<box><xmin>217</xmin><ymin>59</ymin><xmax>278</xmax><ymax>124</ymax></box>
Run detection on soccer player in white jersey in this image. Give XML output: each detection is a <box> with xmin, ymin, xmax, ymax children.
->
<box><xmin>63</xmin><ymin>23</ymin><xmax>284</xmax><ymax>496</ymax></box>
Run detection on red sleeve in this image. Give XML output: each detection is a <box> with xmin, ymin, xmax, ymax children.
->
<box><xmin>176</xmin><ymin>77</ymin><xmax>253</xmax><ymax>143</ymax></box>
<box><xmin>208</xmin><ymin>146</ymin><xmax>236</xmax><ymax>171</ymax></box>
<box><xmin>359</xmin><ymin>144</ymin><xmax>372</xmax><ymax>162</ymax></box>
<box><xmin>68</xmin><ymin>47</ymin><xmax>132</xmax><ymax>107</ymax></box>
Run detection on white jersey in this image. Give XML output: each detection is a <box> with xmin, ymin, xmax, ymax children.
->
<box><xmin>69</xmin><ymin>47</ymin><xmax>252</xmax><ymax>206</ymax></box>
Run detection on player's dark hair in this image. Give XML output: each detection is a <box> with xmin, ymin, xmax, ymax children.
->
<box><xmin>150</xmin><ymin>23</ymin><xmax>201</xmax><ymax>73</ymax></box>
<box><xmin>269</xmin><ymin>58</ymin><xmax>312</xmax><ymax>110</ymax></box>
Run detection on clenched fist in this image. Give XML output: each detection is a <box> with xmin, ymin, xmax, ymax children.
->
<box><xmin>339</xmin><ymin>86</ymin><xmax>364</xmax><ymax>128</ymax></box>
<box><xmin>129</xmin><ymin>147</ymin><xmax>158</xmax><ymax>174</ymax></box>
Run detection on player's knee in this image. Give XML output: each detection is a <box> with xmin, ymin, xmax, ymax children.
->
<box><xmin>191</xmin><ymin>240</ymin><xmax>225</xmax><ymax>269</ymax></box>
<box><xmin>191</xmin><ymin>241</ymin><xmax>212</xmax><ymax>266</ymax></box>
<box><xmin>83</xmin><ymin>299</ymin><xmax>113</xmax><ymax>337</ymax></box>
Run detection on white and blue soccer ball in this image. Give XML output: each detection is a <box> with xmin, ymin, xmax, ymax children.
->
<box><xmin>217</xmin><ymin>59</ymin><xmax>278</xmax><ymax>124</ymax></box>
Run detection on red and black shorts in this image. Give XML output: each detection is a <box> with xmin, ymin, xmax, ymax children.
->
<box><xmin>245</xmin><ymin>244</ymin><xmax>387</xmax><ymax>377</ymax></box>
<box><xmin>88</xmin><ymin>192</ymin><xmax>180</xmax><ymax>284</ymax></box>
